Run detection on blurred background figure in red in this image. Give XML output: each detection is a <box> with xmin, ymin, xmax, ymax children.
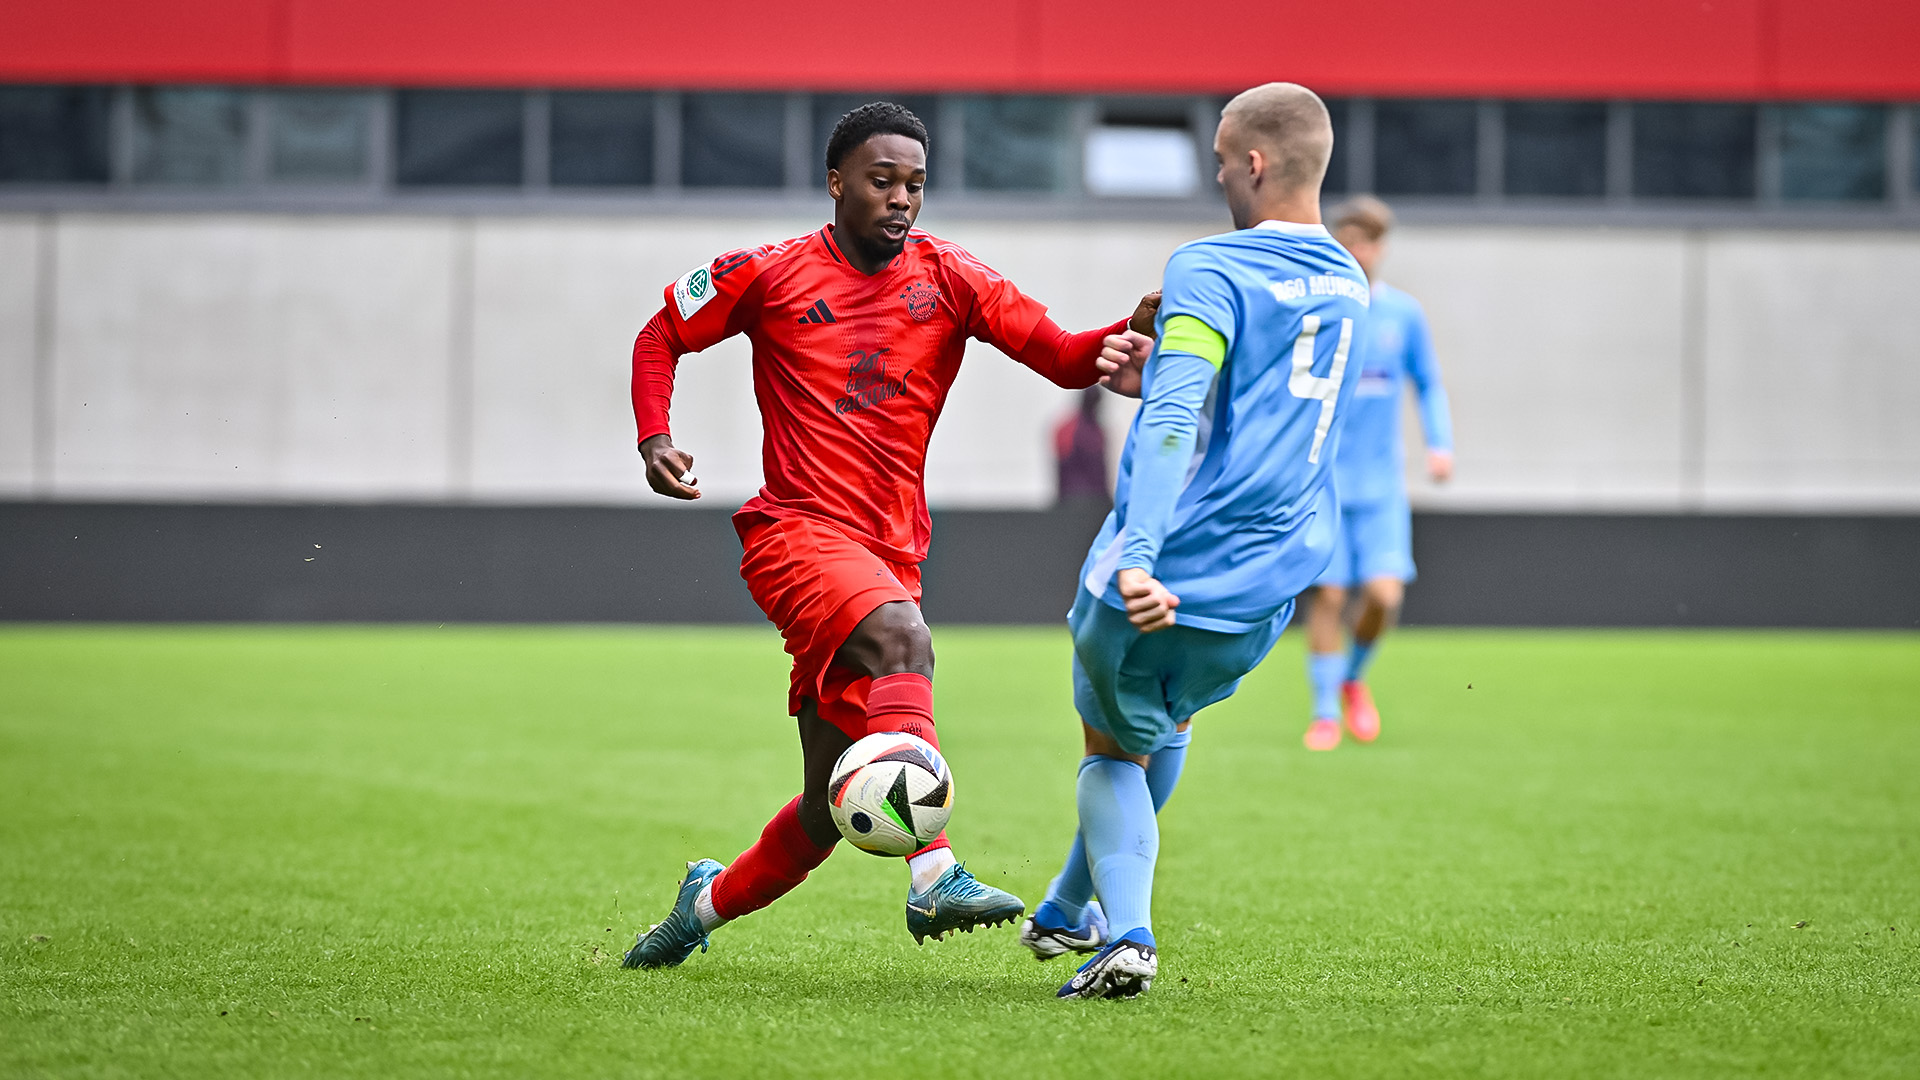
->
<box><xmin>1053</xmin><ymin>389</ymin><xmax>1110</xmax><ymax>507</ymax></box>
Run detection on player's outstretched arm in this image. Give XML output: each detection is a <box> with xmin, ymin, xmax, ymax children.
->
<box><xmin>1110</xmin><ymin>316</ymin><xmax>1223</xmax><ymax>631</ymax></box>
<box><xmin>995</xmin><ymin>293</ymin><xmax>1161</xmax><ymax>391</ymax></box>
<box><xmin>1403</xmin><ymin>302</ymin><xmax>1454</xmax><ymax>483</ymax></box>
<box><xmin>632</xmin><ymin>308</ymin><xmax>701</xmax><ymax>500</ymax></box>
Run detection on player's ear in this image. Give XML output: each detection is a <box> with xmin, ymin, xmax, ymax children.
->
<box><xmin>1246</xmin><ymin>148</ymin><xmax>1267</xmax><ymax>187</ymax></box>
<box><xmin>826</xmin><ymin>168</ymin><xmax>843</xmax><ymax>200</ymax></box>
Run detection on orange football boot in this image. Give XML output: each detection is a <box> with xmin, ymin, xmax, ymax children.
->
<box><xmin>1303</xmin><ymin>717</ymin><xmax>1342</xmax><ymax>751</ymax></box>
<box><xmin>1341</xmin><ymin>680</ymin><xmax>1380</xmax><ymax>742</ymax></box>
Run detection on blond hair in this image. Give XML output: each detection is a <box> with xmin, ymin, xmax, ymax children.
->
<box><xmin>1331</xmin><ymin>195</ymin><xmax>1395</xmax><ymax>241</ymax></box>
<box><xmin>1219</xmin><ymin>82</ymin><xmax>1333</xmax><ymax>192</ymax></box>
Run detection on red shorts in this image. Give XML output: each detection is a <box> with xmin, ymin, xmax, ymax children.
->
<box><xmin>735</xmin><ymin>512</ymin><xmax>922</xmax><ymax>740</ymax></box>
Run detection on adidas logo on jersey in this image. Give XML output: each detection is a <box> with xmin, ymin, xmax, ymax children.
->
<box><xmin>797</xmin><ymin>299</ymin><xmax>838</xmax><ymax>325</ymax></box>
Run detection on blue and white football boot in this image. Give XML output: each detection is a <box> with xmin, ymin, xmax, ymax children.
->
<box><xmin>1020</xmin><ymin>899</ymin><xmax>1109</xmax><ymax>961</ymax></box>
<box><xmin>622</xmin><ymin>859</ymin><xmax>724</xmax><ymax>969</ymax></box>
<box><xmin>1056</xmin><ymin>928</ymin><xmax>1157</xmax><ymax>999</ymax></box>
<box><xmin>906</xmin><ymin>863</ymin><xmax>1025</xmax><ymax>944</ymax></box>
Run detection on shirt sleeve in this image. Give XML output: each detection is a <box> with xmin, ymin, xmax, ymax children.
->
<box><xmin>1155</xmin><ymin>245</ymin><xmax>1240</xmax><ymax>353</ymax></box>
<box><xmin>662</xmin><ymin>247</ymin><xmax>769</xmax><ymax>353</ymax></box>
<box><xmin>1115</xmin><ymin>350</ymin><xmax>1218</xmax><ymax>576</ymax></box>
<box><xmin>1012</xmin><ymin>315</ymin><xmax>1130</xmax><ymax>389</ymax></box>
<box><xmin>631</xmin><ymin>308</ymin><xmax>688</xmax><ymax>447</ymax></box>
<box><xmin>1110</xmin><ymin>243</ymin><xmax>1239</xmax><ymax>578</ymax></box>
<box><xmin>1402</xmin><ymin>301</ymin><xmax>1453</xmax><ymax>452</ymax></box>
<box><xmin>934</xmin><ymin>242</ymin><xmax>1050</xmax><ymax>355</ymax></box>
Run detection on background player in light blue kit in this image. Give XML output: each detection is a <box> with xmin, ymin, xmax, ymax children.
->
<box><xmin>1300</xmin><ymin>196</ymin><xmax>1454</xmax><ymax>752</ymax></box>
<box><xmin>1021</xmin><ymin>82</ymin><xmax>1367</xmax><ymax>1000</ymax></box>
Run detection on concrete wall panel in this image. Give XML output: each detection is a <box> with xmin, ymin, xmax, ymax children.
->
<box><xmin>1386</xmin><ymin>228</ymin><xmax>1691</xmax><ymax>509</ymax></box>
<box><xmin>49</xmin><ymin>215</ymin><xmax>457</xmax><ymax>499</ymax></box>
<box><xmin>0</xmin><ymin>218</ymin><xmax>39</xmax><ymax>491</ymax></box>
<box><xmin>1701</xmin><ymin>232</ymin><xmax>1920</xmax><ymax>509</ymax></box>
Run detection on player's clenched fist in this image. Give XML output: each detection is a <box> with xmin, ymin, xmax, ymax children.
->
<box><xmin>1128</xmin><ymin>290</ymin><xmax>1161</xmax><ymax>336</ymax></box>
<box><xmin>640</xmin><ymin>433</ymin><xmax>701</xmax><ymax>500</ymax></box>
<box><xmin>1097</xmin><ymin>329</ymin><xmax>1155</xmax><ymax>399</ymax></box>
<box><xmin>1117</xmin><ymin>567</ymin><xmax>1179</xmax><ymax>632</ymax></box>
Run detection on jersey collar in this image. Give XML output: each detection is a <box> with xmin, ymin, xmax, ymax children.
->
<box><xmin>818</xmin><ymin>222</ymin><xmax>906</xmax><ymax>276</ymax></box>
<box><xmin>1252</xmin><ymin>219</ymin><xmax>1331</xmax><ymax>238</ymax></box>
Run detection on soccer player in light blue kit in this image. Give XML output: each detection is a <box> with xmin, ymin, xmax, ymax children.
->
<box><xmin>1021</xmin><ymin>83</ymin><xmax>1369</xmax><ymax>999</ymax></box>
<box><xmin>1300</xmin><ymin>196</ymin><xmax>1454</xmax><ymax>751</ymax></box>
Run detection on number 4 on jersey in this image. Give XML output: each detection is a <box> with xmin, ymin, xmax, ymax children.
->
<box><xmin>1287</xmin><ymin>315</ymin><xmax>1353</xmax><ymax>464</ymax></box>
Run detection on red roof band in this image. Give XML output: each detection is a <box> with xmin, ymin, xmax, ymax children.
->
<box><xmin>4</xmin><ymin>0</ymin><xmax>1918</xmax><ymax>100</ymax></box>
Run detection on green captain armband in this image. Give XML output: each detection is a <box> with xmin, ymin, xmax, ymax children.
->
<box><xmin>1159</xmin><ymin>314</ymin><xmax>1227</xmax><ymax>369</ymax></box>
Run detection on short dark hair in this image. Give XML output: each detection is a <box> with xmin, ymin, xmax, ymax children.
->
<box><xmin>825</xmin><ymin>101</ymin><xmax>930</xmax><ymax>172</ymax></box>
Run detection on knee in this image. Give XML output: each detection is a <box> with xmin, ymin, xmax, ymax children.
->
<box><xmin>844</xmin><ymin>602</ymin><xmax>934</xmax><ymax>677</ymax></box>
<box><xmin>1364</xmin><ymin>578</ymin><xmax>1404</xmax><ymax>612</ymax></box>
<box><xmin>1312</xmin><ymin>585</ymin><xmax>1348</xmax><ymax>613</ymax></box>
<box><xmin>1082</xmin><ymin>722</ymin><xmax>1150</xmax><ymax>765</ymax></box>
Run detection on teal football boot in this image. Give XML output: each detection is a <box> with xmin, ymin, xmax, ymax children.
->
<box><xmin>623</xmin><ymin>859</ymin><xmax>725</xmax><ymax>969</ymax></box>
<box><xmin>906</xmin><ymin>863</ymin><xmax>1025</xmax><ymax>944</ymax></box>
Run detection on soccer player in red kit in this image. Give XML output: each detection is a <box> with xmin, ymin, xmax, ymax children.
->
<box><xmin>623</xmin><ymin>102</ymin><xmax>1157</xmax><ymax>968</ymax></box>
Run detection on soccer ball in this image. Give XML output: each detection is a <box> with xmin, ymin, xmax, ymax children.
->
<box><xmin>828</xmin><ymin>732</ymin><xmax>954</xmax><ymax>856</ymax></box>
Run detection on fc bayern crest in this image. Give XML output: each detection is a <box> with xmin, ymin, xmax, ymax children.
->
<box><xmin>900</xmin><ymin>281</ymin><xmax>939</xmax><ymax>323</ymax></box>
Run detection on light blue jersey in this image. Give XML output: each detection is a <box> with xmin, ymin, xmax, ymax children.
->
<box><xmin>1080</xmin><ymin>220</ymin><xmax>1371</xmax><ymax>635</ymax></box>
<box><xmin>1330</xmin><ymin>282</ymin><xmax>1451</xmax><ymax>505</ymax></box>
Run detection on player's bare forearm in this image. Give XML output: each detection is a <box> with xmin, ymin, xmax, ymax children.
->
<box><xmin>1117</xmin><ymin>567</ymin><xmax>1179</xmax><ymax>632</ymax></box>
<box><xmin>639</xmin><ymin>433</ymin><xmax>701</xmax><ymax>500</ymax></box>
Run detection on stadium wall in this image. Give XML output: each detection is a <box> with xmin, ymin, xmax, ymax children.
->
<box><xmin>2</xmin><ymin>211</ymin><xmax>1918</xmax><ymax>513</ymax></box>
<box><xmin>2</xmin><ymin>502</ymin><xmax>1915</xmax><ymax>628</ymax></box>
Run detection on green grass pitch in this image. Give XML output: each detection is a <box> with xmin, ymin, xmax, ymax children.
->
<box><xmin>2</xmin><ymin>625</ymin><xmax>1916</xmax><ymax>1078</ymax></box>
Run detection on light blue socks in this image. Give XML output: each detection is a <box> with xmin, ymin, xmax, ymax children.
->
<box><xmin>1073</xmin><ymin>757</ymin><xmax>1159</xmax><ymax>938</ymax></box>
<box><xmin>1040</xmin><ymin>730</ymin><xmax>1190</xmax><ymax>928</ymax></box>
<box><xmin>1308</xmin><ymin>651</ymin><xmax>1346</xmax><ymax>719</ymax></box>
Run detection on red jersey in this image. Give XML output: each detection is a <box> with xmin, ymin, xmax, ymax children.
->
<box><xmin>634</xmin><ymin>224</ymin><xmax>1115</xmax><ymax>564</ymax></box>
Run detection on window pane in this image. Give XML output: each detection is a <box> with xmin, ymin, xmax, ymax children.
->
<box><xmin>1321</xmin><ymin>98</ymin><xmax>1348</xmax><ymax>195</ymax></box>
<box><xmin>396</xmin><ymin>90</ymin><xmax>523</xmax><ymax>187</ymax></box>
<box><xmin>268</xmin><ymin>90</ymin><xmax>371</xmax><ymax>183</ymax></box>
<box><xmin>962</xmin><ymin>96</ymin><xmax>1073</xmax><ymax>192</ymax></box>
<box><xmin>1779</xmin><ymin>104</ymin><xmax>1885</xmax><ymax>201</ymax></box>
<box><xmin>681</xmin><ymin>92</ymin><xmax>784</xmax><ymax>188</ymax></box>
<box><xmin>551</xmin><ymin>91</ymin><xmax>654</xmax><ymax>187</ymax></box>
<box><xmin>1633</xmin><ymin>103</ymin><xmax>1755</xmax><ymax>199</ymax></box>
<box><xmin>1504</xmin><ymin>101</ymin><xmax>1606</xmax><ymax>197</ymax></box>
<box><xmin>0</xmin><ymin>86</ymin><xmax>111</xmax><ymax>183</ymax></box>
<box><xmin>810</xmin><ymin>94</ymin><xmax>939</xmax><ymax>186</ymax></box>
<box><xmin>133</xmin><ymin>87</ymin><xmax>248</xmax><ymax>185</ymax></box>
<box><xmin>1374</xmin><ymin>99</ymin><xmax>1476</xmax><ymax>196</ymax></box>
<box><xmin>1085</xmin><ymin>126</ymin><xmax>1198</xmax><ymax>197</ymax></box>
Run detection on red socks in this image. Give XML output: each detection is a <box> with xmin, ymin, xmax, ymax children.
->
<box><xmin>866</xmin><ymin>672</ymin><xmax>938</xmax><ymax>748</ymax></box>
<box><xmin>865</xmin><ymin>672</ymin><xmax>950</xmax><ymax>859</ymax></box>
<box><xmin>708</xmin><ymin>796</ymin><xmax>835</xmax><ymax>921</ymax></box>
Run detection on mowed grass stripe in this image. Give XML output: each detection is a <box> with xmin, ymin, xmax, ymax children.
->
<box><xmin>1</xmin><ymin>627</ymin><xmax>1915</xmax><ymax>1078</ymax></box>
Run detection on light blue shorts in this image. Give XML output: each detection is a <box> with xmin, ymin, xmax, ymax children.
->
<box><xmin>1313</xmin><ymin>497</ymin><xmax>1416</xmax><ymax>588</ymax></box>
<box><xmin>1068</xmin><ymin>586</ymin><xmax>1292</xmax><ymax>756</ymax></box>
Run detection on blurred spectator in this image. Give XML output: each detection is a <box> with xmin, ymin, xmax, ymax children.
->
<box><xmin>1053</xmin><ymin>388</ymin><xmax>1110</xmax><ymax>505</ymax></box>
